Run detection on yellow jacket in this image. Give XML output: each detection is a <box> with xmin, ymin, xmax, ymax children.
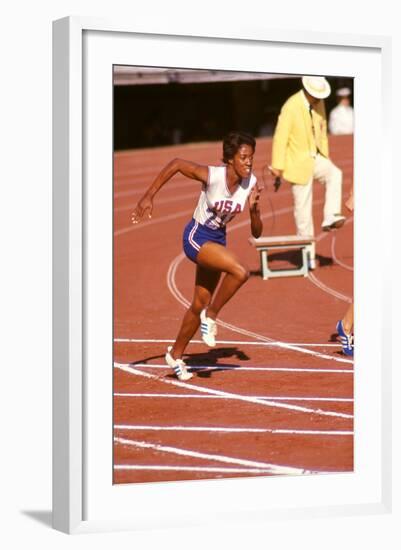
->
<box><xmin>271</xmin><ymin>90</ymin><xmax>329</xmax><ymax>185</ymax></box>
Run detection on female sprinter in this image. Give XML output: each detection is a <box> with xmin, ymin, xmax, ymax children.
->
<box><xmin>132</xmin><ymin>131</ymin><xmax>263</xmax><ymax>380</ymax></box>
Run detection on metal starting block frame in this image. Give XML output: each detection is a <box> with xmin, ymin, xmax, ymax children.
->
<box><xmin>249</xmin><ymin>235</ymin><xmax>315</xmax><ymax>280</ymax></box>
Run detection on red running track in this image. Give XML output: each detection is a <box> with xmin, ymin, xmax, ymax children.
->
<box><xmin>113</xmin><ymin>135</ymin><xmax>354</xmax><ymax>484</ymax></box>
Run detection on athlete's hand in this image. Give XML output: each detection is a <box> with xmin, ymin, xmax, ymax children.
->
<box><xmin>249</xmin><ymin>182</ymin><xmax>264</xmax><ymax>212</ymax></box>
<box><xmin>268</xmin><ymin>166</ymin><xmax>283</xmax><ymax>179</ymax></box>
<box><xmin>132</xmin><ymin>195</ymin><xmax>153</xmax><ymax>224</ymax></box>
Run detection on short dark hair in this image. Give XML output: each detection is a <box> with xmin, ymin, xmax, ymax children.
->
<box><xmin>222</xmin><ymin>131</ymin><xmax>256</xmax><ymax>163</ymax></box>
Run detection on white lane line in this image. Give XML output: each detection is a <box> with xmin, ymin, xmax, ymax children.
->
<box><xmin>114</xmin><ymin>362</ymin><xmax>354</xmax><ymax>419</ymax></box>
<box><xmin>114</xmin><ymin>191</ymin><xmax>199</xmax><ymax>213</ymax></box>
<box><xmin>308</xmin><ymin>272</ymin><xmax>352</xmax><ymax>303</ymax></box>
<box><xmin>167</xmin><ymin>252</ymin><xmax>353</xmax><ymax>365</ymax></box>
<box><xmin>129</xmin><ymin>362</ymin><xmax>353</xmax><ymax>373</ymax></box>
<box><xmin>115</xmin><ymin>209</ymin><xmax>193</xmax><ymax>236</ymax></box>
<box><xmin>331</xmin><ymin>254</ymin><xmax>354</xmax><ymax>273</ymax></box>
<box><xmin>114</xmin><ymin>436</ymin><xmax>310</xmax><ymax>475</ymax></box>
<box><xmin>331</xmin><ymin>225</ymin><xmax>354</xmax><ymax>272</ymax></box>
<box><xmin>114</xmin><ymin>181</ymin><xmax>194</xmax><ymax>199</ymax></box>
<box><xmin>114</xmin><ymin>424</ymin><xmax>353</xmax><ymax>436</ymax></box>
<box><xmin>114</xmin><ymin>393</ymin><xmax>353</xmax><ymax>403</ymax></box>
<box><xmin>114</xmin><ymin>465</ymin><xmax>277</xmax><ymax>474</ymax></box>
<box><xmin>114</xmin><ymin>337</ymin><xmax>341</xmax><ymax>348</ymax></box>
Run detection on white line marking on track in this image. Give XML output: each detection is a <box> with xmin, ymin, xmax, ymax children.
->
<box><xmin>114</xmin><ymin>465</ymin><xmax>289</xmax><ymax>474</ymax></box>
<box><xmin>114</xmin><ymin>337</ymin><xmax>341</xmax><ymax>348</ymax></box>
<box><xmin>308</xmin><ymin>272</ymin><xmax>352</xmax><ymax>303</ymax></box>
<box><xmin>331</xmin><ymin>224</ymin><xmax>354</xmax><ymax>272</ymax></box>
<box><xmin>114</xmin><ymin>424</ymin><xmax>353</xmax><ymax>436</ymax></box>
<box><xmin>114</xmin><ymin>362</ymin><xmax>354</xmax><ymax>419</ymax></box>
<box><xmin>114</xmin><ymin>436</ymin><xmax>311</xmax><ymax>475</ymax></box>
<box><xmin>114</xmin><ymin>190</ymin><xmax>199</xmax><ymax>213</ymax></box>
<box><xmin>114</xmin><ymin>392</ymin><xmax>353</xmax><ymax>402</ymax></box>
<box><xmin>115</xmin><ymin>209</ymin><xmax>193</xmax><ymax>236</ymax></box>
<box><xmin>129</xmin><ymin>362</ymin><xmax>353</xmax><ymax>373</ymax></box>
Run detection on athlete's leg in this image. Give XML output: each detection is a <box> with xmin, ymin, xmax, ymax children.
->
<box><xmin>170</xmin><ymin>265</ymin><xmax>220</xmax><ymax>359</ymax></box>
<box><xmin>336</xmin><ymin>301</ymin><xmax>354</xmax><ymax>356</ymax></box>
<box><xmin>342</xmin><ymin>302</ymin><xmax>354</xmax><ymax>334</ymax></box>
<box><xmin>196</xmin><ymin>242</ymin><xmax>249</xmax><ymax>320</ymax></box>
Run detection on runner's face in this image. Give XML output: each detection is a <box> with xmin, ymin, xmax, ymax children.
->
<box><xmin>230</xmin><ymin>144</ymin><xmax>254</xmax><ymax>178</ymax></box>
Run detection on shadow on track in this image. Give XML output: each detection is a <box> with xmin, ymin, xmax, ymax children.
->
<box><xmin>130</xmin><ymin>347</ymin><xmax>251</xmax><ymax>379</ymax></box>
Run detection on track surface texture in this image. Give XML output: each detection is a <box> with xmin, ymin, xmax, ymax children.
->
<box><xmin>113</xmin><ymin>135</ymin><xmax>354</xmax><ymax>485</ymax></box>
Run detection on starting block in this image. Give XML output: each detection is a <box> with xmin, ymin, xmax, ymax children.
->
<box><xmin>249</xmin><ymin>235</ymin><xmax>315</xmax><ymax>280</ymax></box>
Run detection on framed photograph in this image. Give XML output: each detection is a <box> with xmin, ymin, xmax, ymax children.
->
<box><xmin>52</xmin><ymin>17</ymin><xmax>392</xmax><ymax>534</ymax></box>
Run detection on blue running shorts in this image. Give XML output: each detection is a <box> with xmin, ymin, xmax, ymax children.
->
<box><xmin>183</xmin><ymin>219</ymin><xmax>226</xmax><ymax>263</ymax></box>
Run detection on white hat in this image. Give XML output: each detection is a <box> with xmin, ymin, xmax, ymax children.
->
<box><xmin>302</xmin><ymin>76</ymin><xmax>331</xmax><ymax>99</ymax></box>
<box><xmin>336</xmin><ymin>87</ymin><xmax>351</xmax><ymax>97</ymax></box>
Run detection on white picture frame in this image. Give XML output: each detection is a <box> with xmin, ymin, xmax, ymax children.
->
<box><xmin>52</xmin><ymin>16</ymin><xmax>392</xmax><ymax>535</ymax></box>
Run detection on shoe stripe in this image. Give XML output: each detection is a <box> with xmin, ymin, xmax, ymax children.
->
<box><xmin>339</xmin><ymin>337</ymin><xmax>353</xmax><ymax>351</ymax></box>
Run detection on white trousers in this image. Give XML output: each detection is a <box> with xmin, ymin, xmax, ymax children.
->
<box><xmin>291</xmin><ymin>154</ymin><xmax>343</xmax><ymax>260</ymax></box>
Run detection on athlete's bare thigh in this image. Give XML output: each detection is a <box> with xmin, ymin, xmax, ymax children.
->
<box><xmin>196</xmin><ymin>241</ymin><xmax>244</xmax><ymax>274</ymax></box>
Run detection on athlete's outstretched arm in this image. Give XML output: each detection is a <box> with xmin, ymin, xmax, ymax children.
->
<box><xmin>132</xmin><ymin>159</ymin><xmax>208</xmax><ymax>224</ymax></box>
<box><xmin>248</xmin><ymin>182</ymin><xmax>264</xmax><ymax>238</ymax></box>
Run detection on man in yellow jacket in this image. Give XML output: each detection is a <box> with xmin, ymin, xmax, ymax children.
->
<box><xmin>270</xmin><ymin>76</ymin><xmax>345</xmax><ymax>269</ymax></box>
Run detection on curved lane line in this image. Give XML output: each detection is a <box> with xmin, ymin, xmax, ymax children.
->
<box><xmin>307</xmin><ymin>272</ymin><xmax>352</xmax><ymax>303</ymax></box>
<box><xmin>330</xmin><ymin>219</ymin><xmax>354</xmax><ymax>272</ymax></box>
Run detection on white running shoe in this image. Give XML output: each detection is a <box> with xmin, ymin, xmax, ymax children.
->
<box><xmin>200</xmin><ymin>309</ymin><xmax>217</xmax><ymax>347</ymax></box>
<box><xmin>322</xmin><ymin>214</ymin><xmax>346</xmax><ymax>231</ymax></box>
<box><xmin>165</xmin><ymin>346</ymin><xmax>193</xmax><ymax>381</ymax></box>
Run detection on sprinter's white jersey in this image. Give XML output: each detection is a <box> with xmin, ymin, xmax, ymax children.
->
<box><xmin>193</xmin><ymin>166</ymin><xmax>257</xmax><ymax>229</ymax></box>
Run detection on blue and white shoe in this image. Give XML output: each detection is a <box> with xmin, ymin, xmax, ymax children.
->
<box><xmin>336</xmin><ymin>320</ymin><xmax>354</xmax><ymax>357</ymax></box>
<box><xmin>200</xmin><ymin>309</ymin><xmax>217</xmax><ymax>347</ymax></box>
<box><xmin>165</xmin><ymin>346</ymin><xmax>193</xmax><ymax>381</ymax></box>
